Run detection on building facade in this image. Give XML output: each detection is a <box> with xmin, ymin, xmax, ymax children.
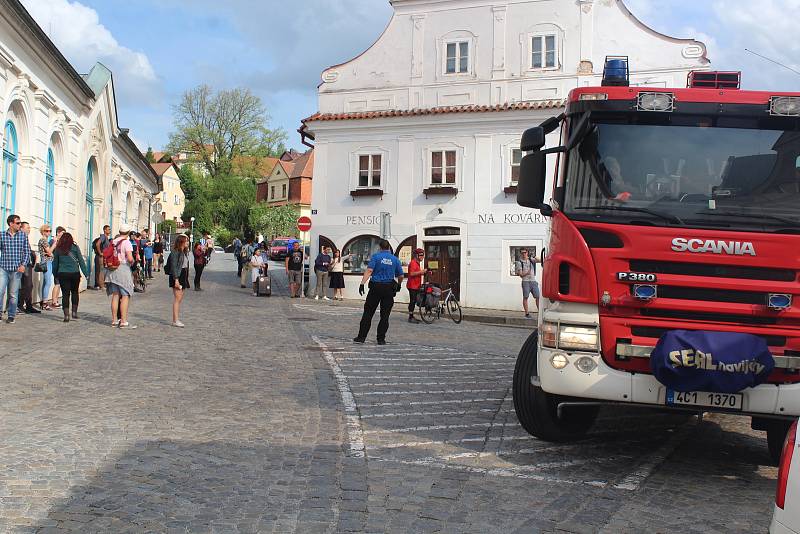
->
<box><xmin>151</xmin><ymin>162</ymin><xmax>185</xmax><ymax>226</ymax></box>
<box><xmin>302</xmin><ymin>0</ymin><xmax>708</xmax><ymax>310</ymax></box>
<box><xmin>257</xmin><ymin>150</ymin><xmax>314</xmax><ymax>219</ymax></box>
<box><xmin>0</xmin><ymin>0</ymin><xmax>159</xmax><ymax>292</ymax></box>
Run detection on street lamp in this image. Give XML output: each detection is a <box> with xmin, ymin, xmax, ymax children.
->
<box><xmin>190</xmin><ymin>216</ymin><xmax>195</xmax><ymax>245</ymax></box>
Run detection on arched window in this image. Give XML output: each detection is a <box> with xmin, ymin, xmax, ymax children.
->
<box><xmin>124</xmin><ymin>192</ymin><xmax>131</xmax><ymax>224</ymax></box>
<box><xmin>85</xmin><ymin>161</ymin><xmax>95</xmax><ymax>263</ymax></box>
<box><xmin>319</xmin><ymin>235</ymin><xmax>336</xmax><ymax>254</ymax></box>
<box><xmin>2</xmin><ymin>121</ymin><xmax>18</xmax><ymax>222</ymax></box>
<box><xmin>396</xmin><ymin>235</ymin><xmax>418</xmax><ymax>267</ymax></box>
<box><xmin>341</xmin><ymin>234</ymin><xmax>384</xmax><ymax>275</ymax></box>
<box><xmin>108</xmin><ymin>193</ymin><xmax>113</xmax><ymax>229</ymax></box>
<box><xmin>44</xmin><ymin>148</ymin><xmax>55</xmax><ymax>226</ymax></box>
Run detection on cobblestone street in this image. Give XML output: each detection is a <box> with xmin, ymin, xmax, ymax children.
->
<box><xmin>0</xmin><ymin>256</ymin><xmax>780</xmax><ymax>533</ymax></box>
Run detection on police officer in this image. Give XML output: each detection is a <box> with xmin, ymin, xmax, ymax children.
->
<box><xmin>354</xmin><ymin>239</ymin><xmax>404</xmax><ymax>345</ymax></box>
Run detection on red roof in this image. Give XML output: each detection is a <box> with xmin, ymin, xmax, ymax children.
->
<box><xmin>302</xmin><ymin>100</ymin><xmax>565</xmax><ymax>123</ymax></box>
<box><xmin>289</xmin><ymin>149</ymin><xmax>314</xmax><ymax>179</ymax></box>
<box><xmin>150</xmin><ymin>162</ymin><xmax>178</xmax><ymax>176</ymax></box>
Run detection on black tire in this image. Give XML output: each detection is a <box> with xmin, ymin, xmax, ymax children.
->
<box><xmin>418</xmin><ymin>305</ymin><xmax>436</xmax><ymax>324</ymax></box>
<box><xmin>447</xmin><ymin>298</ymin><xmax>462</xmax><ymax>324</ymax></box>
<box><xmin>767</xmin><ymin>420</ymin><xmax>792</xmax><ymax>466</ymax></box>
<box><xmin>512</xmin><ymin>331</ymin><xmax>599</xmax><ymax>441</ymax></box>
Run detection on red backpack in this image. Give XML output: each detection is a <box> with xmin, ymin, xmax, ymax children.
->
<box><xmin>102</xmin><ymin>239</ymin><xmax>121</xmax><ymax>271</ymax></box>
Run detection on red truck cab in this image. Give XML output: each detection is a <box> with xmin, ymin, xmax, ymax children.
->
<box><xmin>513</xmin><ymin>62</ymin><xmax>800</xmax><ymax>463</ymax></box>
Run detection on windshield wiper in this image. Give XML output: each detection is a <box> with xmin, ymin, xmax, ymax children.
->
<box><xmin>697</xmin><ymin>210</ymin><xmax>800</xmax><ymax>228</ymax></box>
<box><xmin>574</xmin><ymin>205</ymin><xmax>684</xmax><ymax>225</ymax></box>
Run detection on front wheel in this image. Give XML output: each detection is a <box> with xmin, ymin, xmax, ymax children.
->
<box><xmin>447</xmin><ymin>298</ymin><xmax>462</xmax><ymax>324</ymax></box>
<box><xmin>512</xmin><ymin>331</ymin><xmax>598</xmax><ymax>441</ymax></box>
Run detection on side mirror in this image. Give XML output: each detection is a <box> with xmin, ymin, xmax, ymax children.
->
<box><xmin>517</xmin><ymin>152</ymin><xmax>547</xmax><ymax>209</ymax></box>
<box><xmin>520</xmin><ymin>127</ymin><xmax>545</xmax><ymax>152</ymax></box>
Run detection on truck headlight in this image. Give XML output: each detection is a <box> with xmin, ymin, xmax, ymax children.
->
<box><xmin>541</xmin><ymin>322</ymin><xmax>599</xmax><ymax>351</ymax></box>
<box><xmin>559</xmin><ymin>325</ymin><xmax>599</xmax><ymax>351</ymax></box>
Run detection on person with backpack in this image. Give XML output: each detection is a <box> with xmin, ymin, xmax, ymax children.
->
<box><xmin>92</xmin><ymin>225</ymin><xmax>111</xmax><ymax>289</ymax></box>
<box><xmin>104</xmin><ymin>225</ymin><xmax>136</xmax><ymax>329</ymax></box>
<box><xmin>239</xmin><ymin>238</ymin><xmax>254</xmax><ymax>288</ymax></box>
<box><xmin>515</xmin><ymin>248</ymin><xmax>541</xmax><ymax>319</ymax></box>
<box><xmin>51</xmin><ymin>232</ymin><xmax>89</xmax><ymax>322</ymax></box>
<box><xmin>165</xmin><ymin>234</ymin><xmax>190</xmax><ymax>327</ymax></box>
<box><xmin>231</xmin><ymin>236</ymin><xmax>243</xmax><ymax>276</ymax></box>
<box><xmin>192</xmin><ymin>241</ymin><xmax>207</xmax><ymax>291</ymax></box>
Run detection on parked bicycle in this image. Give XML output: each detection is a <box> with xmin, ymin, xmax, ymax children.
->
<box><xmin>417</xmin><ymin>281</ymin><xmax>462</xmax><ymax>324</ymax></box>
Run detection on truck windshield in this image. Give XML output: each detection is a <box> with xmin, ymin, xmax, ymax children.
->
<box><xmin>272</xmin><ymin>240</ymin><xmax>287</xmax><ymax>247</ymax></box>
<box><xmin>563</xmin><ymin>122</ymin><xmax>800</xmax><ymax>232</ymax></box>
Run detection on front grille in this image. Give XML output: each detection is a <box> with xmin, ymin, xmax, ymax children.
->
<box><xmin>630</xmin><ymin>326</ymin><xmax>786</xmax><ymax>347</ymax></box>
<box><xmin>640</xmin><ymin>308</ymin><xmax>778</xmax><ymax>326</ymax></box>
<box><xmin>635</xmin><ymin>285</ymin><xmax>767</xmax><ymax>305</ymax></box>
<box><xmin>630</xmin><ymin>260</ymin><xmax>795</xmax><ymax>282</ymax></box>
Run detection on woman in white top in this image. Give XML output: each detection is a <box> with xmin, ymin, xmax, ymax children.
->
<box><xmin>250</xmin><ymin>246</ymin><xmax>268</xmax><ymax>296</ymax></box>
<box><xmin>328</xmin><ymin>249</ymin><xmax>353</xmax><ymax>301</ymax></box>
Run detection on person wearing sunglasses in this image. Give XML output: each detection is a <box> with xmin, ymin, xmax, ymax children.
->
<box><xmin>0</xmin><ymin>214</ymin><xmax>30</xmax><ymax>323</ymax></box>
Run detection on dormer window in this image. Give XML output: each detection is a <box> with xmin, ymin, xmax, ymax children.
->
<box><xmin>446</xmin><ymin>41</ymin><xmax>469</xmax><ymax>74</ymax></box>
<box><xmin>532</xmin><ymin>34</ymin><xmax>557</xmax><ymax>69</ymax></box>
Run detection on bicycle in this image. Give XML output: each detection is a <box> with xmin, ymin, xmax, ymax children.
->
<box><xmin>417</xmin><ymin>281</ymin><xmax>462</xmax><ymax>324</ymax></box>
<box><xmin>132</xmin><ymin>264</ymin><xmax>147</xmax><ymax>293</ymax></box>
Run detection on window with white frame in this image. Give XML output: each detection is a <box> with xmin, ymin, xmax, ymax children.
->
<box><xmin>174</xmin><ymin>194</ymin><xmax>180</xmax><ymax>205</ymax></box>
<box><xmin>430</xmin><ymin>150</ymin><xmax>457</xmax><ymax>186</ymax></box>
<box><xmin>510</xmin><ymin>148</ymin><xmax>523</xmax><ymax>185</ymax></box>
<box><xmin>445</xmin><ymin>41</ymin><xmax>469</xmax><ymax>74</ymax></box>
<box><xmin>162</xmin><ymin>192</ymin><xmax>167</xmax><ymax>202</ymax></box>
<box><xmin>282</xmin><ymin>183</ymin><xmax>287</xmax><ymax>198</ymax></box>
<box><xmin>357</xmin><ymin>154</ymin><xmax>382</xmax><ymax>188</ymax></box>
<box><xmin>270</xmin><ymin>185</ymin><xmax>275</xmax><ymax>199</ymax></box>
<box><xmin>531</xmin><ymin>34</ymin><xmax>557</xmax><ymax>69</ymax></box>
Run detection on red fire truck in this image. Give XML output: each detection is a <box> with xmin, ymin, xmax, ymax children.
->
<box><xmin>513</xmin><ymin>60</ymin><xmax>800</xmax><ymax>463</ymax></box>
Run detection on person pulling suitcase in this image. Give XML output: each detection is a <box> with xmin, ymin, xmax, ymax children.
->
<box><xmin>250</xmin><ymin>245</ymin><xmax>270</xmax><ymax>297</ymax></box>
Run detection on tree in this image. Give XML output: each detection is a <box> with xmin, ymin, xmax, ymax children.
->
<box><xmin>145</xmin><ymin>146</ymin><xmax>156</xmax><ymax>163</ymax></box>
<box><xmin>158</xmin><ymin>220</ymin><xmax>177</xmax><ymax>234</ymax></box>
<box><xmin>167</xmin><ymin>85</ymin><xmax>287</xmax><ymax>177</ymax></box>
<box><xmin>249</xmin><ymin>204</ymin><xmax>299</xmax><ymax>238</ymax></box>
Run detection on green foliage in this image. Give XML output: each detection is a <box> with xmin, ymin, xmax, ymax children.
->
<box><xmin>211</xmin><ymin>225</ymin><xmax>233</xmax><ymax>247</ymax></box>
<box><xmin>145</xmin><ymin>146</ymin><xmax>156</xmax><ymax>163</ymax></box>
<box><xmin>158</xmin><ymin>220</ymin><xmax>177</xmax><ymax>234</ymax></box>
<box><xmin>248</xmin><ymin>203</ymin><xmax>299</xmax><ymax>238</ymax></box>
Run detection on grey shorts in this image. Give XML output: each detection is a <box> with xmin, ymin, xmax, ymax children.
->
<box><xmin>522</xmin><ymin>280</ymin><xmax>540</xmax><ymax>300</ymax></box>
<box><xmin>287</xmin><ymin>270</ymin><xmax>302</xmax><ymax>284</ymax></box>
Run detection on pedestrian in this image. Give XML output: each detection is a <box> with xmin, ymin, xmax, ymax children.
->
<box><xmin>285</xmin><ymin>241</ymin><xmax>304</xmax><ymax>298</ymax></box>
<box><xmin>105</xmin><ymin>224</ymin><xmax>136</xmax><ymax>329</ymax></box>
<box><xmin>313</xmin><ymin>246</ymin><xmax>332</xmax><ymax>300</ymax></box>
<box><xmin>51</xmin><ymin>232</ymin><xmax>89</xmax><ymax>322</ymax></box>
<box><xmin>141</xmin><ymin>229</ymin><xmax>154</xmax><ymax>279</ymax></box>
<box><xmin>406</xmin><ymin>248</ymin><xmax>426</xmax><ymax>323</ymax></box>
<box><xmin>50</xmin><ymin>226</ymin><xmax>65</xmax><ymax>308</ymax></box>
<box><xmin>257</xmin><ymin>232</ymin><xmax>264</xmax><ymax>245</ymax></box>
<box><xmin>250</xmin><ymin>245</ymin><xmax>268</xmax><ymax>296</ymax></box>
<box><xmin>152</xmin><ymin>233</ymin><xmax>163</xmax><ymax>272</ymax></box>
<box><xmin>328</xmin><ymin>249</ymin><xmax>352</xmax><ymax>301</ymax></box>
<box><xmin>0</xmin><ymin>214</ymin><xmax>30</xmax><ymax>324</ymax></box>
<box><xmin>201</xmin><ymin>232</ymin><xmax>214</xmax><ymax>263</ymax></box>
<box><xmin>192</xmin><ymin>241</ymin><xmax>206</xmax><ymax>291</ymax></box>
<box><xmin>92</xmin><ymin>225</ymin><xmax>111</xmax><ymax>289</ymax></box>
<box><xmin>37</xmin><ymin>225</ymin><xmax>55</xmax><ymax>310</ymax></box>
<box><xmin>18</xmin><ymin>221</ymin><xmax>40</xmax><ymax>314</ymax></box>
<box><xmin>232</xmin><ymin>236</ymin><xmax>243</xmax><ymax>276</ymax></box>
<box><xmin>515</xmin><ymin>248</ymin><xmax>541</xmax><ymax>318</ymax></box>
<box><xmin>166</xmin><ymin>233</ymin><xmax>190</xmax><ymax>327</ymax></box>
<box><xmin>239</xmin><ymin>237</ymin><xmax>254</xmax><ymax>288</ymax></box>
<box><xmin>353</xmin><ymin>240</ymin><xmax>404</xmax><ymax>345</ymax></box>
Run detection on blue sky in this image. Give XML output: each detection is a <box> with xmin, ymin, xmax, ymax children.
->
<box><xmin>21</xmin><ymin>0</ymin><xmax>800</xmax><ymax>153</ymax></box>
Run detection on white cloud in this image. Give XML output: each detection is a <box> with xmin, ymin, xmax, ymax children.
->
<box><xmin>21</xmin><ymin>0</ymin><xmax>162</xmax><ymax>107</ymax></box>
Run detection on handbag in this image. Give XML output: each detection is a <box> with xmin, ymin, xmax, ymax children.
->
<box><xmin>34</xmin><ymin>262</ymin><xmax>47</xmax><ymax>273</ymax></box>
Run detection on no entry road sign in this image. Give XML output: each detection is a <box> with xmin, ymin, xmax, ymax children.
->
<box><xmin>297</xmin><ymin>216</ymin><xmax>312</xmax><ymax>232</ymax></box>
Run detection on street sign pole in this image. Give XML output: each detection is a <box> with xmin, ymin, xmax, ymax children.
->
<box><xmin>297</xmin><ymin>216</ymin><xmax>313</xmax><ymax>298</ymax></box>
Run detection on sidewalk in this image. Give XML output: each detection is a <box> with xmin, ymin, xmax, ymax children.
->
<box><xmin>305</xmin><ymin>296</ymin><xmax>537</xmax><ymax>327</ymax></box>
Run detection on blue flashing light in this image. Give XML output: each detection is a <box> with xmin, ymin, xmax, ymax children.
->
<box><xmin>633</xmin><ymin>284</ymin><xmax>657</xmax><ymax>300</ymax></box>
<box><xmin>602</xmin><ymin>56</ymin><xmax>630</xmax><ymax>87</ymax></box>
<box><xmin>768</xmin><ymin>293</ymin><xmax>792</xmax><ymax>310</ymax></box>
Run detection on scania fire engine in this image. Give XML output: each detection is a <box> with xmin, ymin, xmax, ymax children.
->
<box><xmin>513</xmin><ymin>59</ymin><xmax>800</xmax><ymax>463</ymax></box>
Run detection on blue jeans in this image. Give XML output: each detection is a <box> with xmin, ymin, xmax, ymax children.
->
<box><xmin>41</xmin><ymin>260</ymin><xmax>54</xmax><ymax>304</ymax></box>
<box><xmin>0</xmin><ymin>268</ymin><xmax>23</xmax><ymax>318</ymax></box>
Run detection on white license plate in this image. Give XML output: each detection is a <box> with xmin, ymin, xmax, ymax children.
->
<box><xmin>666</xmin><ymin>390</ymin><xmax>743</xmax><ymax>411</ymax></box>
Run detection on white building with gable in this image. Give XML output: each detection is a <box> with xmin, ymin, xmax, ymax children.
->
<box><xmin>0</xmin><ymin>0</ymin><xmax>159</xmax><ymax>292</ymax></box>
<box><xmin>302</xmin><ymin>0</ymin><xmax>709</xmax><ymax>311</ymax></box>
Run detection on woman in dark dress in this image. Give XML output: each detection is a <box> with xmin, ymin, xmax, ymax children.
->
<box><xmin>168</xmin><ymin>234</ymin><xmax>190</xmax><ymax>328</ymax></box>
<box><xmin>153</xmin><ymin>233</ymin><xmax>164</xmax><ymax>272</ymax></box>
